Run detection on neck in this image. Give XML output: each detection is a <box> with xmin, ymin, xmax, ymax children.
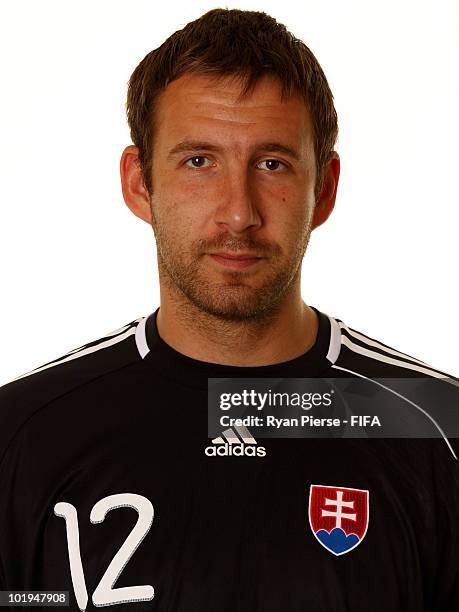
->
<box><xmin>155</xmin><ymin>280</ymin><xmax>319</xmax><ymax>367</ymax></box>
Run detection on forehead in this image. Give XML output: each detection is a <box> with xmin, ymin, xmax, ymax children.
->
<box><xmin>154</xmin><ymin>72</ymin><xmax>313</xmax><ymax>153</ymax></box>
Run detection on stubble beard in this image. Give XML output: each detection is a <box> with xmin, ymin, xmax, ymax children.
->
<box><xmin>151</xmin><ymin>208</ymin><xmax>312</xmax><ymax>323</ymax></box>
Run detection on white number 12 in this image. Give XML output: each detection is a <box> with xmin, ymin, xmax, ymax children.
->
<box><xmin>54</xmin><ymin>493</ymin><xmax>154</xmax><ymax>610</ymax></box>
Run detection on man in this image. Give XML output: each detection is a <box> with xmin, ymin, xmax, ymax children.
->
<box><xmin>0</xmin><ymin>8</ymin><xmax>458</xmax><ymax>612</ymax></box>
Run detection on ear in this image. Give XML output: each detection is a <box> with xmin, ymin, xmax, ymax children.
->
<box><xmin>120</xmin><ymin>145</ymin><xmax>152</xmax><ymax>225</ymax></box>
<box><xmin>311</xmin><ymin>152</ymin><xmax>340</xmax><ymax>231</ymax></box>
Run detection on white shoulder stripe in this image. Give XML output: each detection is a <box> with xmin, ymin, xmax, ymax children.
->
<box><xmin>24</xmin><ymin>317</ymin><xmax>144</xmax><ymax>372</ymax></box>
<box><xmin>331</xmin><ymin>363</ymin><xmax>457</xmax><ymax>461</ymax></box>
<box><xmin>11</xmin><ymin>325</ymin><xmax>139</xmax><ymax>383</ymax></box>
<box><xmin>338</xmin><ymin>321</ymin><xmax>431</xmax><ymax>368</ymax></box>
<box><xmin>326</xmin><ymin>316</ymin><xmax>342</xmax><ymax>364</ymax></box>
<box><xmin>62</xmin><ymin>318</ymin><xmax>144</xmax><ymax>359</ymax></box>
<box><xmin>135</xmin><ymin>317</ymin><xmax>149</xmax><ymax>358</ymax></box>
<box><xmin>340</xmin><ymin>334</ymin><xmax>452</xmax><ymax>379</ymax></box>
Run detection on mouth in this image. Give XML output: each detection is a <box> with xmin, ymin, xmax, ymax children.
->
<box><xmin>207</xmin><ymin>252</ymin><xmax>264</xmax><ymax>270</ymax></box>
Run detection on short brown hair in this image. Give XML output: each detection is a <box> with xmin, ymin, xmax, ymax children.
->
<box><xmin>126</xmin><ymin>8</ymin><xmax>338</xmax><ymax>202</ymax></box>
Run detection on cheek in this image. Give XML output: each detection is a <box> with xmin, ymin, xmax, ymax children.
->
<box><xmin>155</xmin><ymin>203</ymin><xmax>204</xmax><ymax>253</ymax></box>
<box><xmin>267</xmin><ymin>196</ymin><xmax>312</xmax><ymax>237</ymax></box>
<box><xmin>289</xmin><ymin>194</ymin><xmax>315</xmax><ymax>231</ymax></box>
<box><xmin>159</xmin><ymin>178</ymin><xmax>214</xmax><ymax>220</ymax></box>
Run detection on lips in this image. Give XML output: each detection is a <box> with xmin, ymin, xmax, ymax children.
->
<box><xmin>210</xmin><ymin>252</ymin><xmax>262</xmax><ymax>260</ymax></box>
<box><xmin>207</xmin><ymin>252</ymin><xmax>263</xmax><ymax>270</ymax></box>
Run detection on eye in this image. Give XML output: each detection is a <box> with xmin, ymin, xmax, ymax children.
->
<box><xmin>184</xmin><ymin>156</ymin><xmax>213</xmax><ymax>169</ymax></box>
<box><xmin>257</xmin><ymin>159</ymin><xmax>288</xmax><ymax>172</ymax></box>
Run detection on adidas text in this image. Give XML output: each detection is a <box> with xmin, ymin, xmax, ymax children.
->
<box><xmin>205</xmin><ymin>443</ymin><xmax>267</xmax><ymax>457</ymax></box>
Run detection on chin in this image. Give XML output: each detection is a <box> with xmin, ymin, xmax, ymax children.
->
<box><xmin>190</xmin><ymin>288</ymin><xmax>283</xmax><ymax>321</ymax></box>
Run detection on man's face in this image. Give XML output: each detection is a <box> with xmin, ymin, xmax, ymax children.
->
<box><xmin>149</xmin><ymin>72</ymin><xmax>319</xmax><ymax>320</ymax></box>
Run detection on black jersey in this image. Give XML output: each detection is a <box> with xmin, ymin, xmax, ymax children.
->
<box><xmin>0</xmin><ymin>305</ymin><xmax>458</xmax><ymax>611</ymax></box>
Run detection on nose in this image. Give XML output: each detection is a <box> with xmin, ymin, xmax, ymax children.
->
<box><xmin>214</xmin><ymin>167</ymin><xmax>262</xmax><ymax>235</ymax></box>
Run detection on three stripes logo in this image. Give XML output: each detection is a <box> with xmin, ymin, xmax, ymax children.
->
<box><xmin>205</xmin><ymin>424</ymin><xmax>267</xmax><ymax>457</ymax></box>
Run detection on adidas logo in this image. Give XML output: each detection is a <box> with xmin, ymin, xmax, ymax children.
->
<box><xmin>205</xmin><ymin>424</ymin><xmax>267</xmax><ymax>457</ymax></box>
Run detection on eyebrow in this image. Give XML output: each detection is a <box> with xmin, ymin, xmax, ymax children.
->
<box><xmin>167</xmin><ymin>140</ymin><xmax>303</xmax><ymax>162</ymax></box>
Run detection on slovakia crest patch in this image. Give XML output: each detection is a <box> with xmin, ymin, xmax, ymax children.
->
<box><xmin>308</xmin><ymin>484</ymin><xmax>369</xmax><ymax>556</ymax></box>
